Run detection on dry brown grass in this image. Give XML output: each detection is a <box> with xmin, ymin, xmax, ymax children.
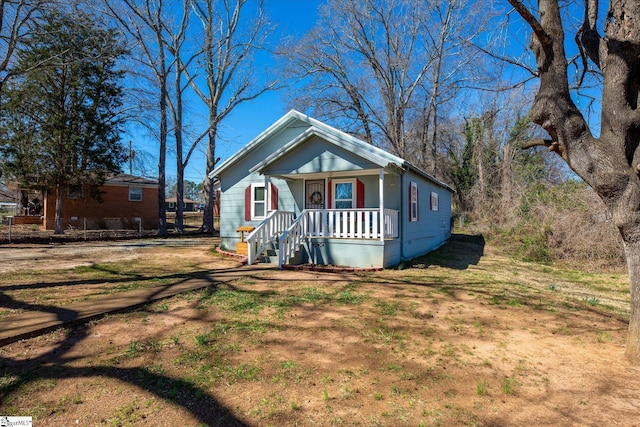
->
<box><xmin>469</xmin><ymin>182</ymin><xmax>625</xmax><ymax>270</ymax></box>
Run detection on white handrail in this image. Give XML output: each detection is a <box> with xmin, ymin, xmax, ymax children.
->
<box><xmin>278</xmin><ymin>209</ymin><xmax>399</xmax><ymax>268</ymax></box>
<box><xmin>279</xmin><ymin>212</ymin><xmax>308</xmax><ymax>268</ymax></box>
<box><xmin>246</xmin><ymin>211</ymin><xmax>294</xmax><ymax>265</ymax></box>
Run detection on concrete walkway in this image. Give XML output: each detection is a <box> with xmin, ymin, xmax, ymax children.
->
<box><xmin>0</xmin><ymin>263</ymin><xmax>275</xmax><ymax>347</ymax></box>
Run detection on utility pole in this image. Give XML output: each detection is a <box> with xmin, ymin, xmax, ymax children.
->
<box><xmin>129</xmin><ymin>140</ymin><xmax>134</xmax><ymax>175</ymax></box>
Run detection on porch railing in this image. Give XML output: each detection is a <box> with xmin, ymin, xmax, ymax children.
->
<box><xmin>278</xmin><ymin>209</ymin><xmax>399</xmax><ymax>268</ymax></box>
<box><xmin>246</xmin><ymin>210</ymin><xmax>294</xmax><ymax>265</ymax></box>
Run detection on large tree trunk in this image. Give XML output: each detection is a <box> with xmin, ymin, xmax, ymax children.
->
<box><xmin>508</xmin><ymin>0</ymin><xmax>640</xmax><ymax>361</ymax></box>
<box><xmin>54</xmin><ymin>184</ymin><xmax>64</xmax><ymax>234</ymax></box>
<box><xmin>624</xmin><ymin>240</ymin><xmax>640</xmax><ymax>362</ymax></box>
<box><xmin>200</xmin><ymin>119</ymin><xmax>217</xmax><ymax>233</ymax></box>
<box><xmin>157</xmin><ymin>78</ymin><xmax>168</xmax><ymax>236</ymax></box>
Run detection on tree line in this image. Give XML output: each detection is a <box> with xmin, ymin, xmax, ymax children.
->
<box><xmin>0</xmin><ymin>0</ymin><xmax>563</xmax><ymax>235</ymax></box>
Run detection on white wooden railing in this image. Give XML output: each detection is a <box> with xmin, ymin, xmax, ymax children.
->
<box><xmin>278</xmin><ymin>209</ymin><xmax>399</xmax><ymax>268</ymax></box>
<box><xmin>246</xmin><ymin>210</ymin><xmax>294</xmax><ymax>265</ymax></box>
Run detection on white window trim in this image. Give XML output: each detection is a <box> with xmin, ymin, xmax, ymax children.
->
<box><xmin>332</xmin><ymin>179</ymin><xmax>356</xmax><ymax>209</ymax></box>
<box><xmin>251</xmin><ymin>183</ymin><xmax>267</xmax><ymax>220</ymax></box>
<box><xmin>410</xmin><ymin>181</ymin><xmax>418</xmax><ymax>222</ymax></box>
<box><xmin>430</xmin><ymin>191</ymin><xmax>439</xmax><ymax>211</ymax></box>
<box><xmin>129</xmin><ymin>186</ymin><xmax>143</xmax><ymax>202</ymax></box>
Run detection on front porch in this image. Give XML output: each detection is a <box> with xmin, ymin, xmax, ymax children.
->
<box><xmin>245</xmin><ymin>208</ymin><xmax>399</xmax><ymax>268</ymax></box>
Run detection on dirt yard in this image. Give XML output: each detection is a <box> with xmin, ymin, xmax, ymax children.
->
<box><xmin>0</xmin><ymin>236</ymin><xmax>638</xmax><ymax>426</ymax></box>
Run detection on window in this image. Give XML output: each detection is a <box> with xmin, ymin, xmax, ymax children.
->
<box><xmin>430</xmin><ymin>191</ymin><xmax>439</xmax><ymax>211</ymax></box>
<box><xmin>410</xmin><ymin>182</ymin><xmax>418</xmax><ymax>222</ymax></box>
<box><xmin>67</xmin><ymin>185</ymin><xmax>83</xmax><ymax>199</ymax></box>
<box><xmin>333</xmin><ymin>180</ymin><xmax>354</xmax><ymax>209</ymax></box>
<box><xmin>252</xmin><ymin>184</ymin><xmax>266</xmax><ymax>219</ymax></box>
<box><xmin>245</xmin><ymin>183</ymin><xmax>277</xmax><ymax>221</ymax></box>
<box><xmin>129</xmin><ymin>186</ymin><xmax>143</xmax><ymax>202</ymax></box>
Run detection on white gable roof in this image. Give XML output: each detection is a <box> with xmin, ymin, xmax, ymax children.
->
<box><xmin>210</xmin><ymin>109</ymin><xmax>454</xmax><ymax>193</ymax></box>
<box><xmin>249</xmin><ymin>125</ymin><xmax>400</xmax><ymax>174</ymax></box>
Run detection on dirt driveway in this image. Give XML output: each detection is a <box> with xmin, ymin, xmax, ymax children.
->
<box><xmin>0</xmin><ymin>237</ymin><xmax>220</xmax><ymax>273</ymax></box>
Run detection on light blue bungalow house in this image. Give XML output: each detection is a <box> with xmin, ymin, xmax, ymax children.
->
<box><xmin>209</xmin><ymin>110</ymin><xmax>454</xmax><ymax>269</ymax></box>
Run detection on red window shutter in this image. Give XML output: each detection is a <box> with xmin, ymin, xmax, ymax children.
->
<box><xmin>270</xmin><ymin>183</ymin><xmax>278</xmax><ymax>210</ymax></box>
<box><xmin>356</xmin><ymin>179</ymin><xmax>364</xmax><ymax>208</ymax></box>
<box><xmin>416</xmin><ymin>186</ymin><xmax>419</xmax><ymax>221</ymax></box>
<box><xmin>327</xmin><ymin>181</ymin><xmax>332</xmax><ymax>208</ymax></box>
<box><xmin>408</xmin><ymin>182</ymin><xmax>412</xmax><ymax>220</ymax></box>
<box><xmin>214</xmin><ymin>190</ymin><xmax>220</xmax><ymax>216</ymax></box>
<box><xmin>245</xmin><ymin>185</ymin><xmax>251</xmax><ymax>221</ymax></box>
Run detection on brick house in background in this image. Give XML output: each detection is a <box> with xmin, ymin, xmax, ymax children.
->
<box><xmin>42</xmin><ymin>173</ymin><xmax>159</xmax><ymax>230</ymax></box>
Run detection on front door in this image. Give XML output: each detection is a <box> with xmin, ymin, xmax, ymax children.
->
<box><xmin>305</xmin><ymin>179</ymin><xmax>325</xmax><ymax>209</ymax></box>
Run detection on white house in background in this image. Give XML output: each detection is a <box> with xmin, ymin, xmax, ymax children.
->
<box><xmin>209</xmin><ymin>109</ymin><xmax>454</xmax><ymax>269</ymax></box>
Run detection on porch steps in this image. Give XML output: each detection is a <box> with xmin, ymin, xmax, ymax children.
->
<box><xmin>257</xmin><ymin>240</ymin><xmax>280</xmax><ymax>265</ymax></box>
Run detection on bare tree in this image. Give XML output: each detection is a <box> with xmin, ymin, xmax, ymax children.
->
<box><xmin>411</xmin><ymin>0</ymin><xmax>485</xmax><ymax>177</ymax></box>
<box><xmin>188</xmin><ymin>0</ymin><xmax>276</xmax><ymax>233</ymax></box>
<box><xmin>506</xmin><ymin>0</ymin><xmax>640</xmax><ymax>362</ymax></box>
<box><xmin>105</xmin><ymin>0</ymin><xmax>173</xmax><ymax>235</ymax></box>
<box><xmin>164</xmin><ymin>0</ymin><xmax>190</xmax><ymax>234</ymax></box>
<box><xmin>285</xmin><ymin>0</ymin><xmax>484</xmax><ymax>172</ymax></box>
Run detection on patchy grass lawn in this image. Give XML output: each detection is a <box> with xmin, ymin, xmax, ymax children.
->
<box><xmin>1</xmin><ymin>236</ymin><xmax>638</xmax><ymax>426</ymax></box>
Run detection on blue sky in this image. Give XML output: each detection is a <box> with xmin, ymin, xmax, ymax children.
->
<box><xmin>124</xmin><ymin>0</ymin><xmax>600</xmax><ymax>187</ymax></box>
<box><xmin>127</xmin><ymin>0</ymin><xmax>323</xmax><ymax>185</ymax></box>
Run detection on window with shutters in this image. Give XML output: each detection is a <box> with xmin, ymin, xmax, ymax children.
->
<box><xmin>245</xmin><ymin>183</ymin><xmax>277</xmax><ymax>221</ymax></box>
<box><xmin>252</xmin><ymin>183</ymin><xmax>266</xmax><ymax>219</ymax></box>
<box><xmin>333</xmin><ymin>180</ymin><xmax>355</xmax><ymax>209</ymax></box>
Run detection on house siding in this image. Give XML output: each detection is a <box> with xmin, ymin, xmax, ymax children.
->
<box><xmin>263</xmin><ymin>136</ymin><xmax>381</xmax><ymax>175</ymax></box>
<box><xmin>291</xmin><ymin>237</ymin><xmax>401</xmax><ymax>269</ymax></box>
<box><xmin>43</xmin><ymin>184</ymin><xmax>158</xmax><ymax>230</ymax></box>
<box><xmin>219</xmin><ymin>123</ymin><xmax>311</xmax><ymax>250</ymax></box>
<box><xmin>219</xmin><ymin>174</ymin><xmax>295</xmax><ymax>251</ymax></box>
<box><xmin>400</xmin><ymin>171</ymin><xmax>452</xmax><ymax>261</ymax></box>
<box><xmin>301</xmin><ymin>238</ymin><xmax>386</xmax><ymax>268</ymax></box>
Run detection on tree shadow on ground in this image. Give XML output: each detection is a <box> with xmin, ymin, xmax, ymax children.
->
<box><xmin>0</xmin><ymin>268</ymin><xmax>262</xmax><ymax>425</ymax></box>
<box><xmin>405</xmin><ymin>233</ymin><xmax>485</xmax><ymax>270</ymax></box>
<box><xmin>0</xmin><ymin>295</ymin><xmax>247</xmax><ymax>426</ymax></box>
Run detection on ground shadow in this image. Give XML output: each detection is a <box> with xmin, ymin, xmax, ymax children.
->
<box><xmin>405</xmin><ymin>233</ymin><xmax>485</xmax><ymax>270</ymax></box>
<box><xmin>0</xmin><ymin>296</ymin><xmax>247</xmax><ymax>426</ymax></box>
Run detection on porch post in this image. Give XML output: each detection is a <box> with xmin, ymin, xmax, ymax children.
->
<box><xmin>379</xmin><ymin>169</ymin><xmax>384</xmax><ymax>242</ymax></box>
<box><xmin>264</xmin><ymin>174</ymin><xmax>270</xmax><ymax>215</ymax></box>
